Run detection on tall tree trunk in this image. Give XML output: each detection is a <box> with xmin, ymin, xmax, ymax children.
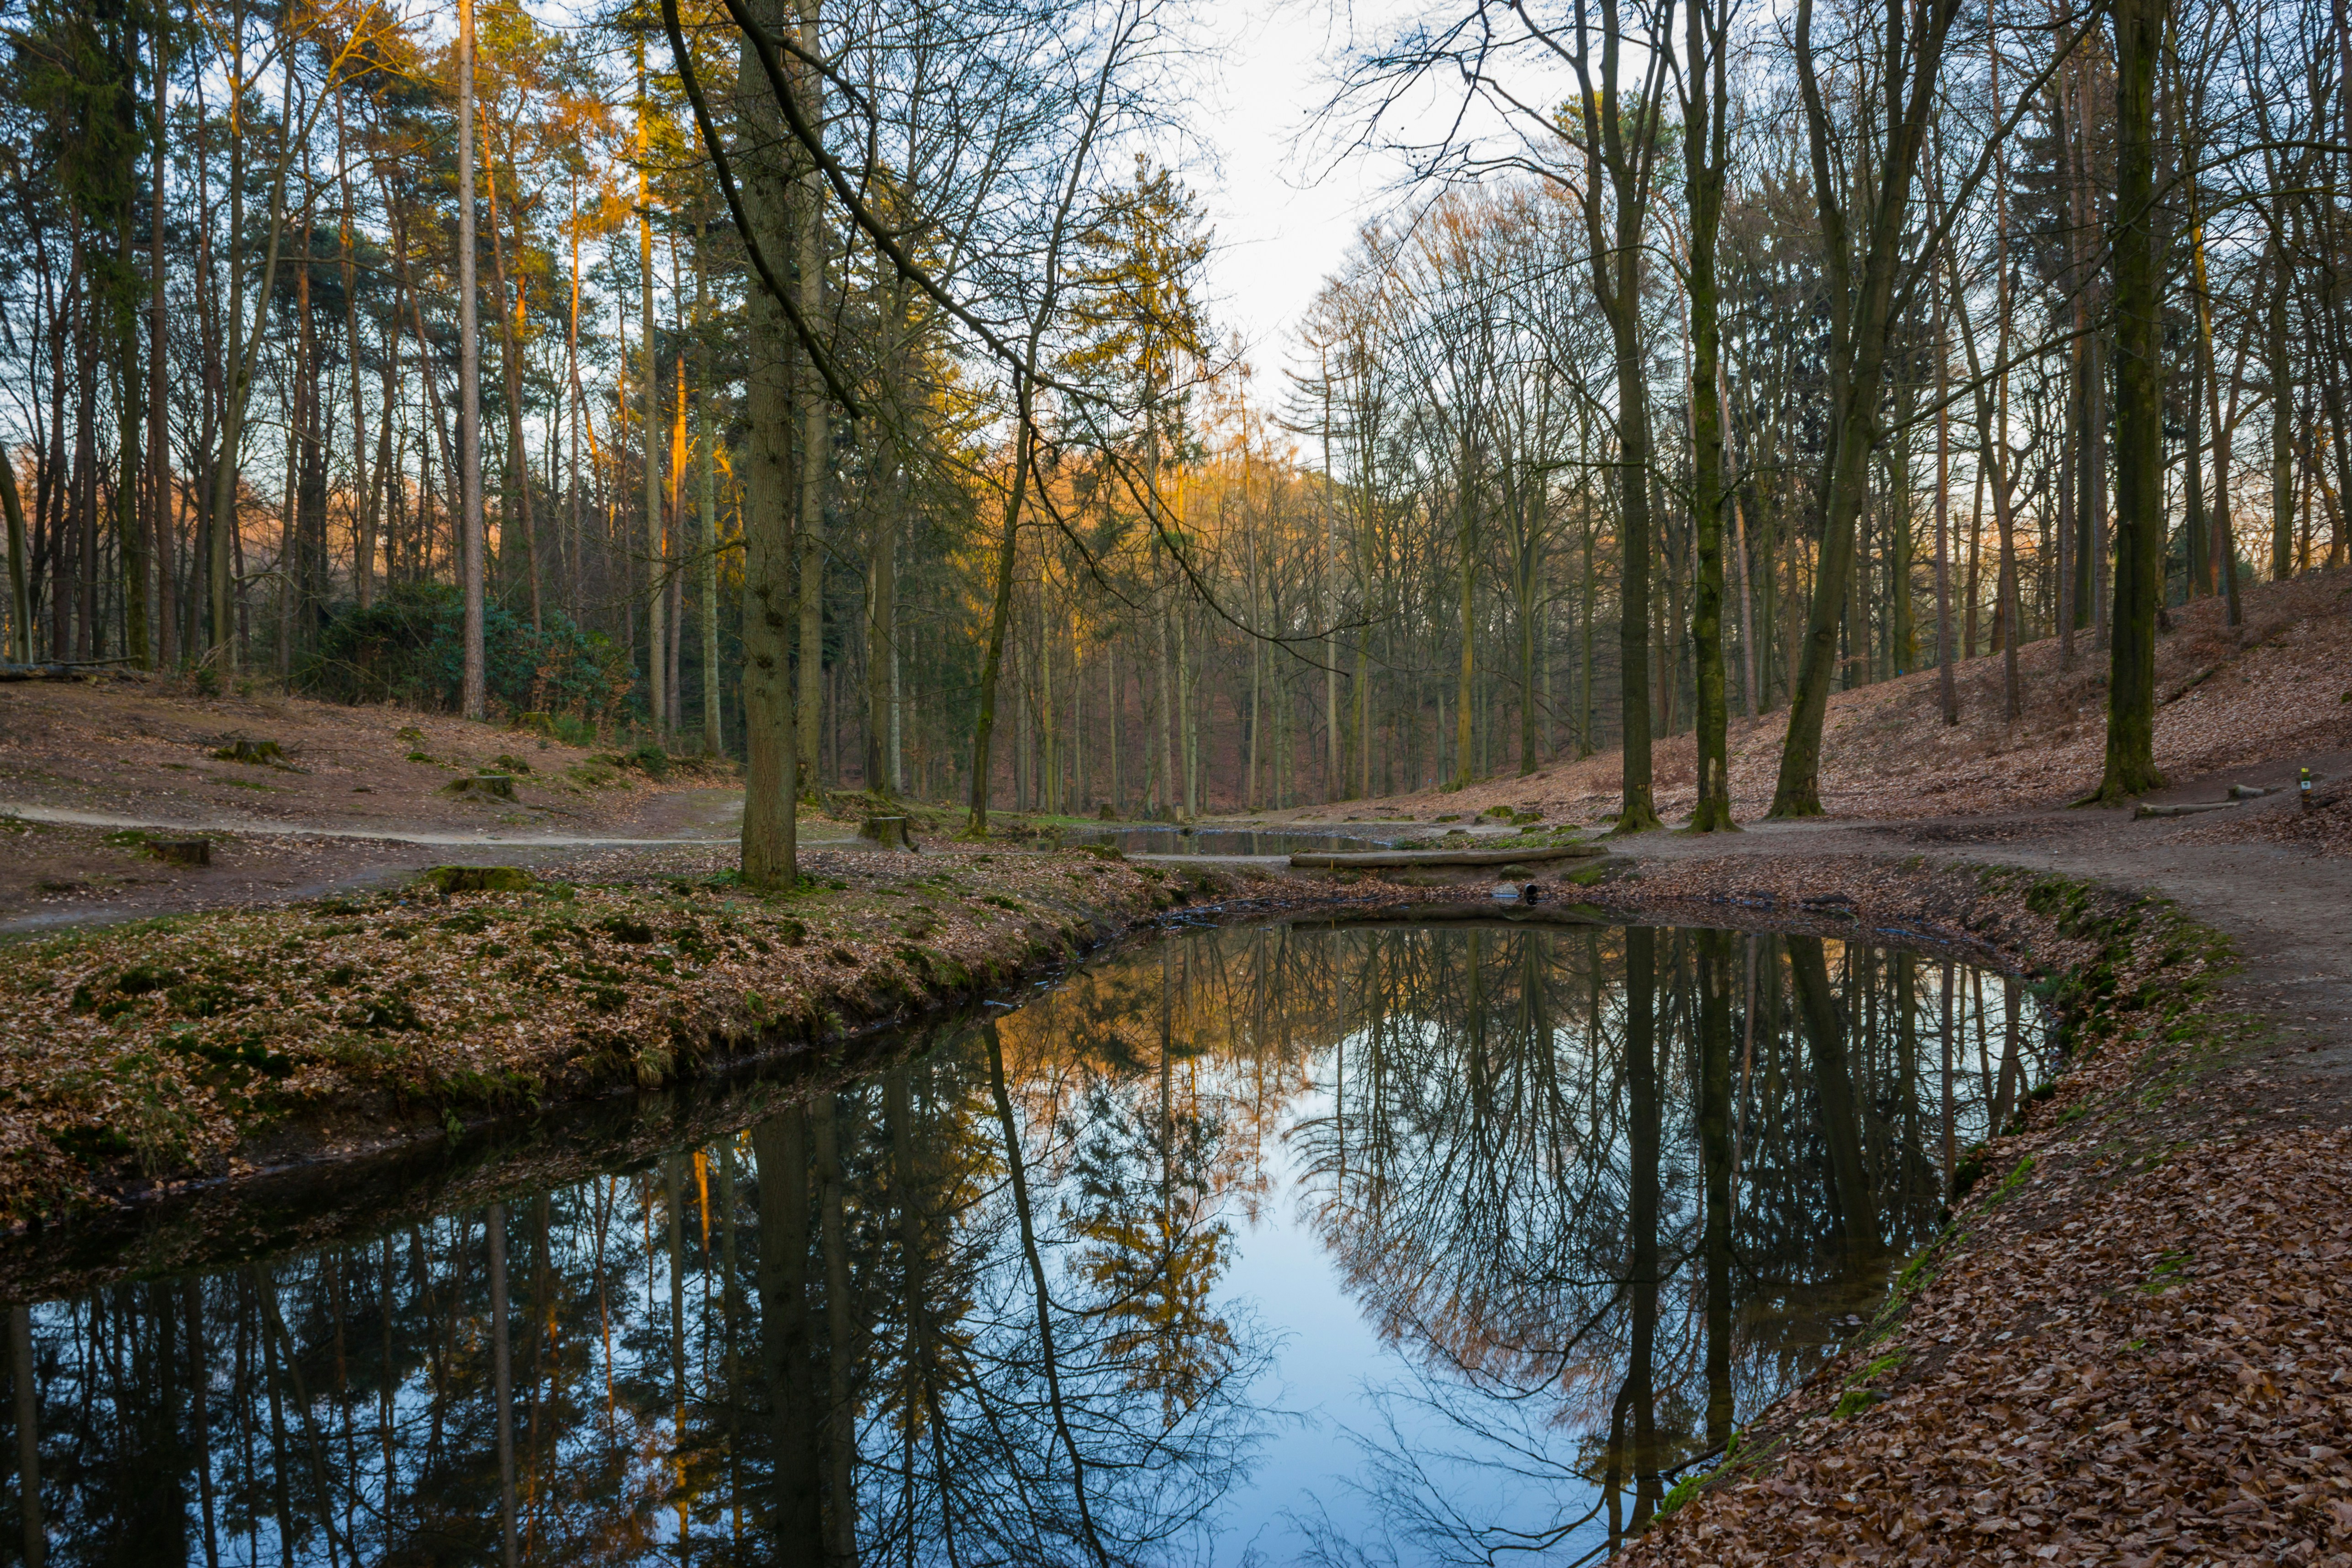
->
<box><xmin>2096</xmin><ymin>0</ymin><xmax>2168</xmax><ymax>800</ymax></box>
<box><xmin>1685</xmin><ymin>0</ymin><xmax>1735</xmax><ymax>831</ymax></box>
<box><xmin>865</xmin><ymin>284</ymin><xmax>908</xmax><ymax>793</ymax></box>
<box><xmin>149</xmin><ymin>19</ymin><xmax>175</xmax><ymax>665</ymax></box>
<box><xmin>336</xmin><ymin>95</ymin><xmax>371</xmax><ymax>617</ymax></box>
<box><xmin>793</xmin><ymin>0</ymin><xmax>825</xmax><ymax>790</ymax></box>
<box><xmin>2270</xmin><ymin>244</ymin><xmax>2295</xmax><ymax>581</ymax></box>
<box><xmin>698</xmin><ymin>218</ymin><xmax>724</xmax><ymax>756</ymax></box>
<box><xmin>736</xmin><ymin>10</ymin><xmax>803</xmax><ymax>888</ymax></box>
<box><xmin>1563</xmin><ymin>0</ymin><xmax>1665</xmax><ymax>831</ymax></box>
<box><xmin>459</xmin><ymin>0</ymin><xmax>486</xmax><ymax>718</ymax></box>
<box><xmin>482</xmin><ymin>115</ymin><xmax>539</xmax><ymax>634</ymax></box>
<box><xmin>967</xmin><ymin>410</ymin><xmax>1031</xmax><ymax>835</ymax></box>
<box><xmin>1453</xmin><ymin>434</ymin><xmax>1476</xmax><ymax>791</ymax></box>
<box><xmin>118</xmin><ymin>198</ymin><xmax>149</xmax><ymax>670</ymax></box>
<box><xmin>638</xmin><ymin>40</ymin><xmax>667</xmax><ymax>737</ymax></box>
<box><xmin>206</xmin><ymin>13</ymin><xmax>293</xmax><ymax>674</ymax></box>
<box><xmin>1769</xmin><ymin>0</ymin><xmax>1964</xmax><ymax>815</ymax></box>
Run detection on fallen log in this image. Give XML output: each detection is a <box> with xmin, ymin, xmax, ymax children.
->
<box><xmin>1291</xmin><ymin>902</ymin><xmax>1610</xmax><ymax>930</ymax></box>
<box><xmin>2132</xmin><ymin>800</ymin><xmax>2238</xmax><ymax>819</ymax></box>
<box><xmin>1290</xmin><ymin>842</ymin><xmax>1605</xmax><ymax>869</ymax></box>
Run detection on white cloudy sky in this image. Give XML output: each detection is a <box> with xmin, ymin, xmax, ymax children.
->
<box><xmin>1180</xmin><ymin>2</ymin><xmax>1398</xmax><ymax>371</ymax></box>
<box><xmin>1170</xmin><ymin>0</ymin><xmax>1582</xmax><ymax>385</ymax></box>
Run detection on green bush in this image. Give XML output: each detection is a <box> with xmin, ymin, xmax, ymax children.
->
<box><xmin>303</xmin><ymin>581</ymin><xmax>634</xmax><ymax>727</ymax></box>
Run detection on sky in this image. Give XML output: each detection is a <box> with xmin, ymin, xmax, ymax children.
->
<box><xmin>1182</xmin><ymin>2</ymin><xmax>1400</xmax><ymax>381</ymax></box>
<box><xmin>1175</xmin><ymin>0</ymin><xmax>1582</xmax><ymax>395</ymax></box>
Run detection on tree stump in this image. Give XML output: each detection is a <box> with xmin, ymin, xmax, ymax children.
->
<box><xmin>146</xmin><ymin>839</ymin><xmax>211</xmax><ymax>867</ymax></box>
<box><xmin>419</xmin><ymin>865</ymin><xmax>537</xmax><ymax>894</ymax></box>
<box><xmin>859</xmin><ymin>815</ymin><xmax>918</xmax><ymax>852</ymax></box>
<box><xmin>444</xmin><ymin>774</ymin><xmax>516</xmax><ymax>800</ymax></box>
<box><xmin>212</xmin><ymin>739</ymin><xmax>286</xmax><ymax>766</ymax></box>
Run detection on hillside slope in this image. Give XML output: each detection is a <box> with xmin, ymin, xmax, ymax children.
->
<box><xmin>0</xmin><ymin>682</ymin><xmax>728</xmax><ymax>926</ymax></box>
<box><xmin>1345</xmin><ymin>568</ymin><xmax>2351</xmax><ymax>832</ymax></box>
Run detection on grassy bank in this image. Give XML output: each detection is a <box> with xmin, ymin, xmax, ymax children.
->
<box><xmin>0</xmin><ymin>845</ymin><xmax>1257</xmax><ymax>1230</ymax></box>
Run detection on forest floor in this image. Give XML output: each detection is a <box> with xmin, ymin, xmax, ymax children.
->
<box><xmin>1305</xmin><ymin>566</ymin><xmax>2352</xmax><ymax>856</ymax></box>
<box><xmin>0</xmin><ymin>678</ymin><xmax>765</xmax><ymax>931</ymax></box>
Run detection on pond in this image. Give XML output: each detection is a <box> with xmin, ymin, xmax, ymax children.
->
<box><xmin>1062</xmin><ymin>826</ymin><xmax>1400</xmax><ymax>856</ymax></box>
<box><xmin>2</xmin><ymin>919</ymin><xmax>2049</xmax><ymax>1565</ymax></box>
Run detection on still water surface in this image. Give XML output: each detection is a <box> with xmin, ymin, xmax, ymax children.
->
<box><xmin>6</xmin><ymin>921</ymin><xmax>2046</xmax><ymax>1565</ymax></box>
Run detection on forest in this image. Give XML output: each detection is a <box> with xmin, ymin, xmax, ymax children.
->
<box><xmin>0</xmin><ymin>0</ymin><xmax>2344</xmax><ymax>863</ymax></box>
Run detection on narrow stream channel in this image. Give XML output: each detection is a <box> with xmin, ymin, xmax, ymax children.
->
<box><xmin>5</xmin><ymin>920</ymin><xmax>2047</xmax><ymax>1565</ymax></box>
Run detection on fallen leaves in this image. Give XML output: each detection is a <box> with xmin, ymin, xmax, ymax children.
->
<box><xmin>1610</xmin><ymin>855</ymin><xmax>2352</xmax><ymax>1568</ymax></box>
<box><xmin>1344</xmin><ymin>569</ymin><xmax>2351</xmax><ymax>831</ymax></box>
<box><xmin>0</xmin><ymin>844</ymin><xmax>1257</xmax><ymax>1230</ymax></box>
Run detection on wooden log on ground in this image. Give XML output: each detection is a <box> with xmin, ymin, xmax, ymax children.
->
<box><xmin>2133</xmin><ymin>800</ymin><xmax>2237</xmax><ymax>819</ymax></box>
<box><xmin>1289</xmin><ymin>842</ymin><xmax>1604</xmax><ymax>869</ymax></box>
<box><xmin>0</xmin><ymin>657</ymin><xmax>136</xmax><ymax>681</ymax></box>
<box><xmin>145</xmin><ymin>839</ymin><xmax>211</xmax><ymax>867</ymax></box>
<box><xmin>419</xmin><ymin>865</ymin><xmax>537</xmax><ymax>894</ymax></box>
<box><xmin>1291</xmin><ymin>902</ymin><xmax>1611</xmax><ymax>930</ymax></box>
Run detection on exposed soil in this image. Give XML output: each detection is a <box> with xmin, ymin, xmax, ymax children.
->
<box><xmin>0</xmin><ymin>676</ymin><xmax>748</xmax><ymax>929</ymax></box>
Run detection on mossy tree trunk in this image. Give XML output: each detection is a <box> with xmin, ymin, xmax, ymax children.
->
<box><xmin>1683</xmin><ymin>0</ymin><xmax>1736</xmax><ymax>831</ymax></box>
<box><xmin>2096</xmin><ymin>0</ymin><xmax>2168</xmax><ymax>802</ymax></box>
<box><xmin>736</xmin><ymin>7</ymin><xmax>801</xmax><ymax>890</ymax></box>
<box><xmin>1562</xmin><ymin>0</ymin><xmax>1666</xmax><ymax>833</ymax></box>
<box><xmin>1769</xmin><ymin>0</ymin><xmax>1965</xmax><ymax>817</ymax></box>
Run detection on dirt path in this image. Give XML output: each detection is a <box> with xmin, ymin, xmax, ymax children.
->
<box><xmin>0</xmin><ymin>784</ymin><xmax>883</xmax><ymax>935</ymax></box>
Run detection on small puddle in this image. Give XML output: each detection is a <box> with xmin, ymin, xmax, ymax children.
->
<box><xmin>2</xmin><ymin>920</ymin><xmax>2047</xmax><ymax>1563</ymax></box>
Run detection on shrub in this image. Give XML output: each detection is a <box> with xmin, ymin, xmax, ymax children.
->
<box><xmin>304</xmin><ymin>581</ymin><xmax>634</xmax><ymax>727</ymax></box>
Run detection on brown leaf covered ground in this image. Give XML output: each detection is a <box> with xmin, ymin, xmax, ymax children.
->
<box><xmin>1586</xmin><ymin>856</ymin><xmax>2352</xmax><ymax>1568</ymax></box>
<box><xmin>0</xmin><ymin>676</ymin><xmax>740</xmax><ymax>926</ymax></box>
<box><xmin>0</xmin><ymin>675</ymin><xmax>704</xmax><ymax>830</ymax></box>
<box><xmin>1332</xmin><ymin>568</ymin><xmax>2352</xmax><ymax>827</ymax></box>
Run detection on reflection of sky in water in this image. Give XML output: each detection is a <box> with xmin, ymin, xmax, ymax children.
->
<box><xmin>1200</xmin><ymin>1062</ymin><xmax>1605</xmax><ymax>1567</ymax></box>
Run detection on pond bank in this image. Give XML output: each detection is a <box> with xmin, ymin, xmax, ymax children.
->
<box><xmin>0</xmin><ymin>845</ymin><xmax>1359</xmax><ymax>1234</ymax></box>
<box><xmin>1581</xmin><ymin>852</ymin><xmax>2351</xmax><ymax>1565</ymax></box>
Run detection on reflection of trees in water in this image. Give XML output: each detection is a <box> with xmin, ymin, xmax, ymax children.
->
<box><xmin>1263</xmin><ymin>924</ymin><xmax>2042</xmax><ymax>1563</ymax></box>
<box><xmin>15</xmin><ymin>1010</ymin><xmax>1268</xmax><ymax>1566</ymax></box>
<box><xmin>13</xmin><ymin>923</ymin><xmax>2039</xmax><ymax>1566</ymax></box>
